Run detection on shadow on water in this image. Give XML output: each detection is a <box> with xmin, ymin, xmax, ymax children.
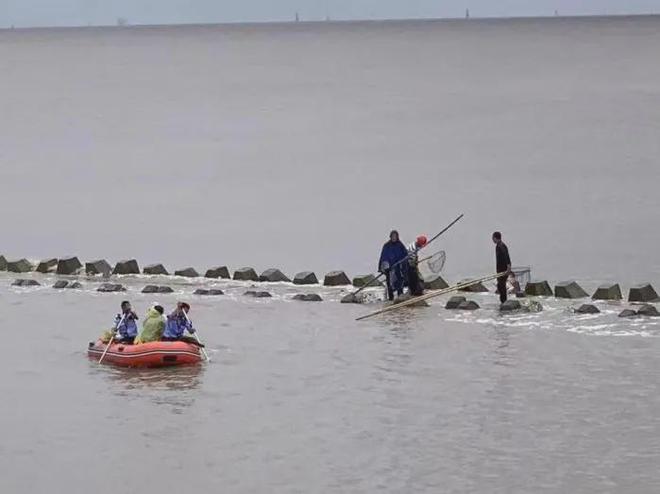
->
<box><xmin>86</xmin><ymin>362</ymin><xmax>208</xmax><ymax>413</ymax></box>
<box><xmin>88</xmin><ymin>361</ymin><xmax>206</xmax><ymax>392</ymax></box>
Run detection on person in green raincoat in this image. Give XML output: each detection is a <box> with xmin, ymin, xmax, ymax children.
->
<box><xmin>134</xmin><ymin>305</ymin><xmax>165</xmax><ymax>344</ymax></box>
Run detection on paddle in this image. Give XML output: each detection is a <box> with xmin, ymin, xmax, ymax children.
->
<box><xmin>348</xmin><ymin>213</ymin><xmax>464</xmax><ymax>300</ymax></box>
<box><xmin>181</xmin><ymin>308</ymin><xmax>210</xmax><ymax>362</ymax></box>
<box><xmin>356</xmin><ymin>271</ymin><xmax>507</xmax><ymax>321</ymax></box>
<box><xmin>99</xmin><ymin>313</ymin><xmax>126</xmax><ymax>364</ymax></box>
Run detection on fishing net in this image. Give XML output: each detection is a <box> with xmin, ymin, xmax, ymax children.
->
<box><xmin>511</xmin><ymin>266</ymin><xmax>531</xmax><ymax>289</ymax></box>
<box><xmin>491</xmin><ymin>266</ymin><xmax>531</xmax><ymax>294</ymax></box>
<box><xmin>419</xmin><ymin>250</ymin><xmax>446</xmax><ymax>276</ymax></box>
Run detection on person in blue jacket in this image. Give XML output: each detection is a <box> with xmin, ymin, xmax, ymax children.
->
<box><xmin>114</xmin><ymin>300</ymin><xmax>139</xmax><ymax>344</ymax></box>
<box><xmin>378</xmin><ymin>230</ymin><xmax>409</xmax><ymax>301</ymax></box>
<box><xmin>162</xmin><ymin>302</ymin><xmax>195</xmax><ymax>341</ymax></box>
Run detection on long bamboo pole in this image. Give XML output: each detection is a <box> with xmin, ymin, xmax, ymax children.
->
<box><xmin>356</xmin><ymin>271</ymin><xmax>507</xmax><ymax>321</ymax></box>
<box><xmin>350</xmin><ymin>213</ymin><xmax>464</xmax><ymax>298</ymax></box>
<box><xmin>99</xmin><ymin>313</ymin><xmax>126</xmax><ymax>364</ymax></box>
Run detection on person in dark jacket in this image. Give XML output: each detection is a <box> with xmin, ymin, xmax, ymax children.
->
<box><xmin>406</xmin><ymin>235</ymin><xmax>428</xmax><ymax>296</ymax></box>
<box><xmin>492</xmin><ymin>231</ymin><xmax>512</xmax><ymax>304</ymax></box>
<box><xmin>378</xmin><ymin>230</ymin><xmax>409</xmax><ymax>301</ymax></box>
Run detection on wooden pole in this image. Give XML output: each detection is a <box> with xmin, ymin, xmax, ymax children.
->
<box><xmin>182</xmin><ymin>308</ymin><xmax>210</xmax><ymax>362</ymax></box>
<box><xmin>356</xmin><ymin>271</ymin><xmax>507</xmax><ymax>321</ymax></box>
<box><xmin>98</xmin><ymin>313</ymin><xmax>126</xmax><ymax>364</ymax></box>
<box><xmin>350</xmin><ymin>213</ymin><xmax>464</xmax><ymax>298</ymax></box>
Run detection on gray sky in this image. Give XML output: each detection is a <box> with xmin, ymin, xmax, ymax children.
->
<box><xmin>2</xmin><ymin>1</ymin><xmax>659</xmax><ymax>28</ymax></box>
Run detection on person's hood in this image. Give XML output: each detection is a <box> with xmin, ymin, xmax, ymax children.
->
<box><xmin>145</xmin><ymin>307</ymin><xmax>163</xmax><ymax>319</ymax></box>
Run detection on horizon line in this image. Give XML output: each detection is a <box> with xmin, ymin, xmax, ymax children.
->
<box><xmin>2</xmin><ymin>12</ymin><xmax>660</xmax><ymax>32</ymax></box>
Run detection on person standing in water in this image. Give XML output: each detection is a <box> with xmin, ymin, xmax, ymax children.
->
<box><xmin>407</xmin><ymin>235</ymin><xmax>428</xmax><ymax>296</ymax></box>
<box><xmin>378</xmin><ymin>230</ymin><xmax>408</xmax><ymax>301</ymax></box>
<box><xmin>492</xmin><ymin>231</ymin><xmax>512</xmax><ymax>304</ymax></box>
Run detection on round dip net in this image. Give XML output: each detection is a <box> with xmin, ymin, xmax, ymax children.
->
<box><xmin>418</xmin><ymin>250</ymin><xmax>446</xmax><ymax>278</ymax></box>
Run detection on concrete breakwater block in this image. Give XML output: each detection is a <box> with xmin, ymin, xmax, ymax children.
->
<box><xmin>7</xmin><ymin>259</ymin><xmax>33</xmax><ymax>273</ymax></box>
<box><xmin>293</xmin><ymin>271</ymin><xmax>318</xmax><ymax>285</ymax></box>
<box><xmin>259</xmin><ymin>268</ymin><xmax>291</xmax><ymax>283</ymax></box>
<box><xmin>143</xmin><ymin>264</ymin><xmax>169</xmax><ymax>276</ymax></box>
<box><xmin>500</xmin><ymin>300</ymin><xmax>522</xmax><ymax>312</ymax></box>
<box><xmin>525</xmin><ymin>281</ymin><xmax>553</xmax><ymax>297</ymax></box>
<box><xmin>293</xmin><ymin>293</ymin><xmax>323</xmax><ymax>302</ymax></box>
<box><xmin>352</xmin><ymin>274</ymin><xmax>382</xmax><ymax>288</ymax></box>
<box><xmin>86</xmin><ymin>260</ymin><xmax>112</xmax><ymax>276</ymax></box>
<box><xmin>56</xmin><ymin>257</ymin><xmax>82</xmax><ymax>275</ymax></box>
<box><xmin>445</xmin><ymin>296</ymin><xmax>467</xmax><ymax>309</ymax></box>
<box><xmin>0</xmin><ymin>255</ymin><xmax>6</xmax><ymax>270</ymax></box>
<box><xmin>53</xmin><ymin>280</ymin><xmax>82</xmax><ymax>289</ymax></box>
<box><xmin>36</xmin><ymin>258</ymin><xmax>58</xmax><ymax>273</ymax></box>
<box><xmin>458</xmin><ymin>300</ymin><xmax>480</xmax><ymax>310</ymax></box>
<box><xmin>142</xmin><ymin>285</ymin><xmax>175</xmax><ymax>294</ymax></box>
<box><xmin>12</xmin><ymin>279</ymin><xmax>40</xmax><ymax>287</ymax></box>
<box><xmin>112</xmin><ymin>259</ymin><xmax>139</xmax><ymax>275</ymax></box>
<box><xmin>424</xmin><ymin>275</ymin><xmax>449</xmax><ymax>290</ymax></box>
<box><xmin>458</xmin><ymin>280</ymin><xmax>488</xmax><ymax>293</ymax></box>
<box><xmin>389</xmin><ymin>293</ymin><xmax>429</xmax><ymax>307</ymax></box>
<box><xmin>324</xmin><ymin>271</ymin><xmax>350</xmax><ymax>286</ymax></box>
<box><xmin>554</xmin><ymin>281</ymin><xmax>588</xmax><ymax>299</ymax></box>
<box><xmin>618</xmin><ymin>309</ymin><xmax>638</xmax><ymax>318</ymax></box>
<box><xmin>205</xmin><ymin>266</ymin><xmax>230</xmax><ymax>279</ymax></box>
<box><xmin>234</xmin><ymin>267</ymin><xmax>259</xmax><ymax>282</ymax></box>
<box><xmin>628</xmin><ymin>284</ymin><xmax>659</xmax><ymax>303</ymax></box>
<box><xmin>175</xmin><ymin>267</ymin><xmax>200</xmax><ymax>278</ymax></box>
<box><xmin>244</xmin><ymin>290</ymin><xmax>272</xmax><ymax>298</ymax></box>
<box><xmin>637</xmin><ymin>304</ymin><xmax>660</xmax><ymax>317</ymax></box>
<box><xmin>97</xmin><ymin>283</ymin><xmax>126</xmax><ymax>293</ymax></box>
<box><xmin>592</xmin><ymin>283</ymin><xmax>622</xmax><ymax>301</ymax></box>
<box><xmin>575</xmin><ymin>304</ymin><xmax>600</xmax><ymax>314</ymax></box>
<box><xmin>53</xmin><ymin>281</ymin><xmax>81</xmax><ymax>289</ymax></box>
<box><xmin>194</xmin><ymin>288</ymin><xmax>225</xmax><ymax>296</ymax></box>
<box><xmin>341</xmin><ymin>293</ymin><xmax>359</xmax><ymax>304</ymax></box>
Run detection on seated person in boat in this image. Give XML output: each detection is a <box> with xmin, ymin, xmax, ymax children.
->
<box><xmin>162</xmin><ymin>302</ymin><xmax>195</xmax><ymax>342</ymax></box>
<box><xmin>406</xmin><ymin>235</ymin><xmax>428</xmax><ymax>297</ymax></box>
<box><xmin>134</xmin><ymin>304</ymin><xmax>165</xmax><ymax>344</ymax></box>
<box><xmin>109</xmin><ymin>300</ymin><xmax>139</xmax><ymax>344</ymax></box>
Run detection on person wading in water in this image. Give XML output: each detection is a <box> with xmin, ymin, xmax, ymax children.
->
<box><xmin>378</xmin><ymin>230</ymin><xmax>408</xmax><ymax>301</ymax></box>
<box><xmin>492</xmin><ymin>231</ymin><xmax>512</xmax><ymax>304</ymax></box>
<box><xmin>407</xmin><ymin>235</ymin><xmax>428</xmax><ymax>296</ymax></box>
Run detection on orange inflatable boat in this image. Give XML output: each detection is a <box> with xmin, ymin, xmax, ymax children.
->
<box><xmin>88</xmin><ymin>340</ymin><xmax>203</xmax><ymax>367</ymax></box>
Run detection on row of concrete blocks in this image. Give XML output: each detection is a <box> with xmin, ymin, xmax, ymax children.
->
<box><xmin>10</xmin><ymin>279</ymin><xmax>324</xmax><ymax>302</ymax></box>
<box><xmin>0</xmin><ymin>255</ymin><xmax>384</xmax><ymax>287</ymax></box>
<box><xmin>3</xmin><ymin>256</ymin><xmax>658</xmax><ymax>303</ymax></box>
<box><xmin>11</xmin><ymin>277</ymin><xmax>657</xmax><ymax>315</ymax></box>
<box><xmin>441</xmin><ymin>295</ymin><xmax>660</xmax><ymax>318</ymax></box>
<box><xmin>449</xmin><ymin>277</ymin><xmax>660</xmax><ymax>304</ymax></box>
<box><xmin>443</xmin><ymin>297</ymin><xmax>543</xmax><ymax>312</ymax></box>
<box><xmin>571</xmin><ymin>303</ymin><xmax>660</xmax><ymax>317</ymax></box>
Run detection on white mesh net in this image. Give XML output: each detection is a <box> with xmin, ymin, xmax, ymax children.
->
<box><xmin>419</xmin><ymin>250</ymin><xmax>446</xmax><ymax>277</ymax></box>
